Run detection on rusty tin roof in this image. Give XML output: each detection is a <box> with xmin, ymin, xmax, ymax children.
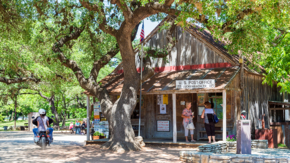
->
<box><xmin>100</xmin><ymin>67</ymin><xmax>240</xmax><ymax>94</ymax></box>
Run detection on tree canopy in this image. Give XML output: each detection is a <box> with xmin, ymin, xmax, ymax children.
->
<box><xmin>0</xmin><ymin>0</ymin><xmax>289</xmax><ymax>151</ymax></box>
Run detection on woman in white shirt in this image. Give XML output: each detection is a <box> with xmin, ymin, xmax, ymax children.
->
<box><xmin>201</xmin><ymin>101</ymin><xmax>216</xmax><ymax>144</ymax></box>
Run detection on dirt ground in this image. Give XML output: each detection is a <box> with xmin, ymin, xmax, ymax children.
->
<box><xmin>0</xmin><ymin>131</ymin><xmax>196</xmax><ymax>163</ymax></box>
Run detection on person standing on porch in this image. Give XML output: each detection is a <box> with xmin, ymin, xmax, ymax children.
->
<box><xmin>201</xmin><ymin>101</ymin><xmax>216</xmax><ymax>144</ymax></box>
<box><xmin>181</xmin><ymin>102</ymin><xmax>195</xmax><ymax>142</ymax></box>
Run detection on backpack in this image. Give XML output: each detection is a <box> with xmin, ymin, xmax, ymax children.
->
<box><xmin>32</xmin><ymin>116</ymin><xmax>53</xmax><ymax>126</ymax></box>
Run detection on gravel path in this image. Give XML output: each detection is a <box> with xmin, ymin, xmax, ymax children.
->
<box><xmin>0</xmin><ymin>131</ymin><xmax>193</xmax><ymax>163</ymax></box>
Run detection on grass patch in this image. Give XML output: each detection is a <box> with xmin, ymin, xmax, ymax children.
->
<box><xmin>278</xmin><ymin>143</ymin><xmax>288</xmax><ymax>148</ymax></box>
<box><xmin>0</xmin><ymin>119</ymin><xmax>86</xmax><ymax>129</ymax></box>
<box><xmin>0</xmin><ymin>120</ymin><xmax>27</xmax><ymax>129</ymax></box>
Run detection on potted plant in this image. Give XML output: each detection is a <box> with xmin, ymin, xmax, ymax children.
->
<box><xmin>93</xmin><ymin>132</ymin><xmax>101</xmax><ymax>140</ymax></box>
<box><xmin>100</xmin><ymin>133</ymin><xmax>106</xmax><ymax>139</ymax></box>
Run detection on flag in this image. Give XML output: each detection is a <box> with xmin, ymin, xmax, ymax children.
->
<box><xmin>140</xmin><ymin>22</ymin><xmax>145</xmax><ymax>43</ymax></box>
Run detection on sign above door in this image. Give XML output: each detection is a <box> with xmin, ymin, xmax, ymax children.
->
<box><xmin>176</xmin><ymin>79</ymin><xmax>215</xmax><ymax>89</ymax></box>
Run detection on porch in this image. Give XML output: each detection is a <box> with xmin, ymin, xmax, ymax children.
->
<box><xmin>86</xmin><ymin>138</ymin><xmax>207</xmax><ymax>147</ymax></box>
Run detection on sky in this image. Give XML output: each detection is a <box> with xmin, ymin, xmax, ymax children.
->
<box><xmin>135</xmin><ymin>19</ymin><xmax>160</xmax><ymax>40</ymax></box>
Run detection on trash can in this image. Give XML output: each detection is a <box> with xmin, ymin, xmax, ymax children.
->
<box><xmin>237</xmin><ymin>120</ymin><xmax>251</xmax><ymax>154</ymax></box>
<box><xmin>3</xmin><ymin>126</ymin><xmax>8</xmax><ymax>131</ymax></box>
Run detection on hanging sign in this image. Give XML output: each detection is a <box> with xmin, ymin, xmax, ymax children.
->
<box><xmin>180</xmin><ymin>101</ymin><xmax>185</xmax><ymax>105</ymax></box>
<box><xmin>176</xmin><ymin>80</ymin><xmax>215</xmax><ymax>89</ymax></box>
<box><xmin>157</xmin><ymin>95</ymin><xmax>163</xmax><ymax>105</ymax></box>
<box><xmin>163</xmin><ymin>94</ymin><xmax>168</xmax><ymax>105</ymax></box>
<box><xmin>94</xmin><ymin>102</ymin><xmax>101</xmax><ymax>109</ymax></box>
<box><xmin>160</xmin><ymin>104</ymin><xmax>166</xmax><ymax>114</ymax></box>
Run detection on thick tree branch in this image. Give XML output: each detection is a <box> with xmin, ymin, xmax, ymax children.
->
<box><xmin>79</xmin><ymin>0</ymin><xmax>117</xmax><ymax>37</ymax></box>
<box><xmin>90</xmin><ymin>23</ymin><xmax>140</xmax><ymax>82</ymax></box>
<box><xmin>38</xmin><ymin>91</ymin><xmax>50</xmax><ymax>101</ymax></box>
<box><xmin>0</xmin><ymin>76</ymin><xmax>40</xmax><ymax>85</ymax></box>
<box><xmin>112</xmin><ymin>0</ymin><xmax>133</xmax><ymax>20</ymax></box>
<box><xmin>165</xmin><ymin>0</ymin><xmax>175</xmax><ymax>7</ymax></box>
<box><xmin>132</xmin><ymin>2</ymin><xmax>177</xmax><ymax>25</ymax></box>
<box><xmin>90</xmin><ymin>48</ymin><xmax>119</xmax><ymax>81</ymax></box>
<box><xmin>52</xmin><ymin>27</ymin><xmax>113</xmax><ymax>118</ymax></box>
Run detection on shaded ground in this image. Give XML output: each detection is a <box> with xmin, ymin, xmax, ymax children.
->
<box><xmin>0</xmin><ymin>131</ymin><xmax>195</xmax><ymax>163</ymax></box>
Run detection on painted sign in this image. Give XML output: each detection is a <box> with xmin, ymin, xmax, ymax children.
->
<box><xmin>180</xmin><ymin>101</ymin><xmax>185</xmax><ymax>105</ymax></box>
<box><xmin>176</xmin><ymin>80</ymin><xmax>215</xmax><ymax>89</ymax></box>
<box><xmin>94</xmin><ymin>102</ymin><xmax>101</xmax><ymax>109</ymax></box>
<box><xmin>157</xmin><ymin>121</ymin><xmax>170</xmax><ymax>132</ymax></box>
<box><xmin>163</xmin><ymin>94</ymin><xmax>168</xmax><ymax>105</ymax></box>
<box><xmin>157</xmin><ymin>95</ymin><xmax>163</xmax><ymax>105</ymax></box>
<box><xmin>160</xmin><ymin>104</ymin><xmax>166</xmax><ymax>114</ymax></box>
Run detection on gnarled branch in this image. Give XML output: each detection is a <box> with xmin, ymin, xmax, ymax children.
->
<box><xmin>111</xmin><ymin>0</ymin><xmax>133</xmax><ymax>20</ymax></box>
<box><xmin>52</xmin><ymin>26</ymin><xmax>113</xmax><ymax>118</ymax></box>
<box><xmin>0</xmin><ymin>76</ymin><xmax>40</xmax><ymax>85</ymax></box>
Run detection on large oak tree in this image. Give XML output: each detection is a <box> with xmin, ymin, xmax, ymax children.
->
<box><xmin>1</xmin><ymin>0</ymin><xmax>289</xmax><ymax>151</ymax></box>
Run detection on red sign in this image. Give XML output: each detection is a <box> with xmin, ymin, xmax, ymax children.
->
<box><xmin>157</xmin><ymin>121</ymin><xmax>170</xmax><ymax>132</ymax></box>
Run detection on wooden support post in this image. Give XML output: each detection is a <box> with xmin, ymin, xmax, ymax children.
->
<box><xmin>239</xmin><ymin>56</ymin><xmax>245</xmax><ymax>117</ymax></box>
<box><xmin>86</xmin><ymin>95</ymin><xmax>90</xmax><ymax>141</ymax></box>
<box><xmin>274</xmin><ymin>105</ymin><xmax>276</xmax><ymax>122</ymax></box>
<box><xmin>223</xmin><ymin>90</ymin><xmax>227</xmax><ymax>141</ymax></box>
<box><xmin>172</xmin><ymin>93</ymin><xmax>177</xmax><ymax>143</ymax></box>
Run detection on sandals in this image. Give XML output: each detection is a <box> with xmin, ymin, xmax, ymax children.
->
<box><xmin>208</xmin><ymin>142</ymin><xmax>211</xmax><ymax>144</ymax></box>
<box><xmin>191</xmin><ymin>140</ymin><xmax>196</xmax><ymax>142</ymax></box>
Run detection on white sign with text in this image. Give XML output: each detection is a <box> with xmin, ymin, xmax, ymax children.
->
<box><xmin>176</xmin><ymin>79</ymin><xmax>215</xmax><ymax>89</ymax></box>
<box><xmin>157</xmin><ymin>121</ymin><xmax>170</xmax><ymax>132</ymax></box>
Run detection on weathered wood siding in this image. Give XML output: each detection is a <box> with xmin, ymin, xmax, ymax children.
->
<box><xmin>242</xmin><ymin>73</ymin><xmax>282</xmax><ymax>138</ymax></box>
<box><xmin>144</xmin><ymin>94</ymin><xmax>173</xmax><ymax>139</ymax></box>
<box><xmin>135</xmin><ymin>27</ymin><xmax>231</xmax><ymax>71</ymax></box>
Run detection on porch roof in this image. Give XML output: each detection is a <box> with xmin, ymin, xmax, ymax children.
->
<box><xmin>100</xmin><ymin>66</ymin><xmax>240</xmax><ymax>94</ymax></box>
<box><xmin>269</xmin><ymin>101</ymin><xmax>290</xmax><ymax>106</ymax></box>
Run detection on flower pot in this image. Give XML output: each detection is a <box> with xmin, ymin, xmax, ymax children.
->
<box><xmin>100</xmin><ymin>136</ymin><xmax>106</xmax><ymax>139</ymax></box>
<box><xmin>93</xmin><ymin>136</ymin><xmax>100</xmax><ymax>140</ymax></box>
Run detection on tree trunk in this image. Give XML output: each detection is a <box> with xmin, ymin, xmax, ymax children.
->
<box><xmin>50</xmin><ymin>99</ymin><xmax>60</xmax><ymax>127</ymax></box>
<box><xmin>10</xmin><ymin>112</ymin><xmax>13</xmax><ymax>121</ymax></box>
<box><xmin>61</xmin><ymin>113</ymin><xmax>66</xmax><ymax>127</ymax></box>
<box><xmin>101</xmin><ymin>30</ymin><xmax>142</xmax><ymax>152</ymax></box>
<box><xmin>14</xmin><ymin>97</ymin><xmax>17</xmax><ymax>130</ymax></box>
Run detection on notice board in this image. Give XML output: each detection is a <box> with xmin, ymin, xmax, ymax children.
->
<box><xmin>157</xmin><ymin>120</ymin><xmax>170</xmax><ymax>132</ymax></box>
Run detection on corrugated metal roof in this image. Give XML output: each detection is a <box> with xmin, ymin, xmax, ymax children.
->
<box><xmin>100</xmin><ymin>67</ymin><xmax>240</xmax><ymax>94</ymax></box>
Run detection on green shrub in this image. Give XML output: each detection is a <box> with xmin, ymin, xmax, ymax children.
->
<box><xmin>278</xmin><ymin>143</ymin><xmax>287</xmax><ymax>148</ymax></box>
<box><xmin>93</xmin><ymin>131</ymin><xmax>101</xmax><ymax>136</ymax></box>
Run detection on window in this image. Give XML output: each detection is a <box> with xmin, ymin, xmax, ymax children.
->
<box><xmin>209</xmin><ymin>93</ymin><xmax>223</xmax><ymax>119</ymax></box>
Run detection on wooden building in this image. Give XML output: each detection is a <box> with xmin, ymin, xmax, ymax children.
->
<box><xmin>100</xmin><ymin>18</ymin><xmax>290</xmax><ymax>142</ymax></box>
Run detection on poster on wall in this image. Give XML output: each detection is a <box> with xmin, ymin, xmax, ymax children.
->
<box><xmin>157</xmin><ymin>121</ymin><xmax>170</xmax><ymax>132</ymax></box>
<box><xmin>94</xmin><ymin>102</ymin><xmax>101</xmax><ymax>109</ymax></box>
<box><xmin>160</xmin><ymin>104</ymin><xmax>166</xmax><ymax>114</ymax></box>
<box><xmin>163</xmin><ymin>95</ymin><xmax>168</xmax><ymax>105</ymax></box>
<box><xmin>198</xmin><ymin>106</ymin><xmax>204</xmax><ymax>116</ymax></box>
<box><xmin>157</xmin><ymin>95</ymin><xmax>163</xmax><ymax>105</ymax></box>
<box><xmin>197</xmin><ymin>95</ymin><xmax>205</xmax><ymax>106</ymax></box>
